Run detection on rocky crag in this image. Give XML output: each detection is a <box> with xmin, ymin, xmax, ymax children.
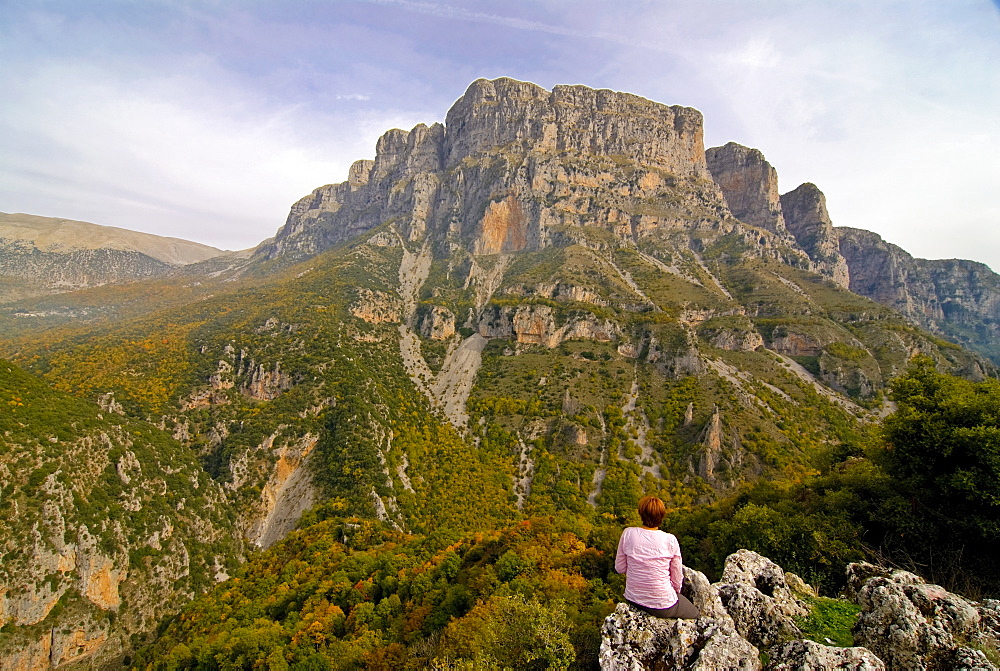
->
<box><xmin>837</xmin><ymin>227</ymin><xmax>1000</xmax><ymax>363</ymax></box>
<box><xmin>601</xmin><ymin>549</ymin><xmax>1000</xmax><ymax>670</ymax></box>
<box><xmin>261</xmin><ymin>77</ymin><xmax>1000</xmax><ymax>367</ymax></box>
<box><xmin>701</xmin><ymin>149</ymin><xmax>1000</xmax><ymax>364</ymax></box>
<box><xmin>0</xmin><ymin>362</ymin><xmax>240</xmax><ymax>669</ymax></box>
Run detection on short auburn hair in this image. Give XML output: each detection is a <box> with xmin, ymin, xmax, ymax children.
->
<box><xmin>638</xmin><ymin>496</ymin><xmax>666</xmax><ymax>528</ymax></box>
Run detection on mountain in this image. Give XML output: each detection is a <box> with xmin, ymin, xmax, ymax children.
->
<box><xmin>0</xmin><ymin>359</ymin><xmax>241</xmax><ymax>668</ymax></box>
<box><xmin>1</xmin><ymin>77</ymin><xmax>998</xmax><ymax>667</ymax></box>
<box><xmin>0</xmin><ymin>212</ymin><xmax>228</xmax><ymax>304</ymax></box>
<box><xmin>700</xmin><ymin>150</ymin><xmax>1000</xmax><ymax>364</ymax></box>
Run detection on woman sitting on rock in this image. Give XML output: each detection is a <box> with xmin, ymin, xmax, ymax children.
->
<box><xmin>615</xmin><ymin>495</ymin><xmax>700</xmax><ymax>619</ymax></box>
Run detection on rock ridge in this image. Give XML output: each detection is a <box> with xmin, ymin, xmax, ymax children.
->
<box><xmin>600</xmin><ymin>550</ymin><xmax>1000</xmax><ymax>670</ymax></box>
<box><xmin>258</xmin><ymin>77</ymin><xmax>729</xmax><ymax>263</ymax></box>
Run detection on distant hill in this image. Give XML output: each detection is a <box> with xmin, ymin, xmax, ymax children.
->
<box><xmin>0</xmin><ymin>212</ymin><xmax>228</xmax><ymax>303</ymax></box>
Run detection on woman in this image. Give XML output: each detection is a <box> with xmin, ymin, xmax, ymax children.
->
<box><xmin>615</xmin><ymin>495</ymin><xmax>700</xmax><ymax>619</ymax></box>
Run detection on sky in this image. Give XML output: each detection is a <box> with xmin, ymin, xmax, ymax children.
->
<box><xmin>1</xmin><ymin>1</ymin><xmax>998</xmax><ymax>270</ymax></box>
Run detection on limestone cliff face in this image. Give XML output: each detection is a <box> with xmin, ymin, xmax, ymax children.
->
<box><xmin>0</xmin><ymin>362</ymin><xmax>241</xmax><ymax>668</ymax></box>
<box><xmin>780</xmin><ymin>183</ymin><xmax>850</xmax><ymax>289</ymax></box>
<box><xmin>259</xmin><ymin>77</ymin><xmax>733</xmax><ymax>263</ymax></box>
<box><xmin>706</xmin><ymin>142</ymin><xmax>787</xmax><ymax>236</ymax></box>
<box><xmin>700</xmin><ymin>141</ymin><xmax>999</xmax><ymax>362</ymax></box>
<box><xmin>838</xmin><ymin>227</ymin><xmax>1000</xmax><ymax>361</ymax></box>
<box><xmin>477</xmin><ymin>303</ymin><xmax>621</xmax><ymax>347</ymax></box>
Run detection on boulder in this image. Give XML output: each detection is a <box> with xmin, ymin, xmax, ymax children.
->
<box><xmin>714</xmin><ymin>549</ymin><xmax>811</xmax><ymax>649</ymax></box>
<box><xmin>766</xmin><ymin>639</ymin><xmax>885</xmax><ymax>670</ymax></box>
<box><xmin>849</xmin><ymin>564</ymin><xmax>1000</xmax><ymax>670</ymax></box>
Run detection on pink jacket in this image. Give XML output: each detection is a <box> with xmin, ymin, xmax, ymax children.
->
<box><xmin>615</xmin><ymin>527</ymin><xmax>684</xmax><ymax>609</ymax></box>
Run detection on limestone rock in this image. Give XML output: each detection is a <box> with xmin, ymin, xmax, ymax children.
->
<box><xmin>600</xmin><ymin>566</ymin><xmax>760</xmax><ymax>671</ymax></box>
<box><xmin>706</xmin><ymin>143</ymin><xmax>787</xmax><ymax>235</ymax></box>
<box><xmin>478</xmin><ymin>304</ymin><xmax>620</xmax><ymax>347</ymax></box>
<box><xmin>709</xmin><ymin>327</ymin><xmax>764</xmax><ymax>352</ymax></box>
<box><xmin>780</xmin><ymin>183</ymin><xmax>850</xmax><ymax>289</ymax></box>
<box><xmin>420</xmin><ymin>305</ymin><xmax>457</xmax><ymax>340</ymax></box>
<box><xmin>766</xmin><ymin>639</ymin><xmax>885</xmax><ymax>670</ymax></box>
<box><xmin>850</xmin><ymin>565</ymin><xmax>1000</xmax><ymax>670</ymax></box>
<box><xmin>447</xmin><ymin>78</ymin><xmax>711</xmax><ymax>178</ymax></box>
<box><xmin>838</xmin><ymin>227</ymin><xmax>1000</xmax><ymax>363</ymax></box>
<box><xmin>241</xmin><ymin>361</ymin><xmax>292</xmax><ymax>401</ymax></box>
<box><xmin>599</xmin><ymin>553</ymin><xmax>897</xmax><ymax>671</ymax></box>
<box><xmin>351</xmin><ymin>288</ymin><xmax>401</xmax><ymax>324</ymax></box>
<box><xmin>714</xmin><ymin>549</ymin><xmax>810</xmax><ymax>649</ymax></box>
<box><xmin>258</xmin><ymin>77</ymin><xmax>733</xmax><ymax>266</ymax></box>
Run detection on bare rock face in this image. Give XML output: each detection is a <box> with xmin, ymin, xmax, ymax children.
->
<box><xmin>709</xmin><ymin>327</ymin><xmax>764</xmax><ymax>352</ymax></box>
<box><xmin>838</xmin><ymin>227</ymin><xmax>1000</xmax><ymax>362</ymax></box>
<box><xmin>706</xmin><ymin>143</ymin><xmax>787</xmax><ymax>236</ymax></box>
<box><xmin>767</xmin><ymin>639</ymin><xmax>885</xmax><ymax>670</ymax></box>
<box><xmin>420</xmin><ymin>305</ymin><xmax>457</xmax><ymax>340</ymax></box>
<box><xmin>351</xmin><ymin>288</ymin><xmax>402</xmax><ymax>324</ymax></box>
<box><xmin>780</xmin><ymin>183</ymin><xmax>850</xmax><ymax>289</ymax></box>
<box><xmin>260</xmin><ymin>77</ymin><xmax>734</xmax><ymax>264</ymax></box>
<box><xmin>446</xmin><ymin>78</ymin><xmax>711</xmax><ymax>178</ymax></box>
<box><xmin>714</xmin><ymin>549</ymin><xmax>810</xmax><ymax>649</ymax></box>
<box><xmin>477</xmin><ymin>304</ymin><xmax>620</xmax><ymax>347</ymax></box>
<box><xmin>600</xmin><ymin>566</ymin><xmax>760</xmax><ymax>670</ymax></box>
<box><xmin>850</xmin><ymin>564</ymin><xmax>1000</xmax><ymax>671</ymax></box>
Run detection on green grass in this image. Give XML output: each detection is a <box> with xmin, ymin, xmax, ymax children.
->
<box><xmin>795</xmin><ymin>596</ymin><xmax>860</xmax><ymax>647</ymax></box>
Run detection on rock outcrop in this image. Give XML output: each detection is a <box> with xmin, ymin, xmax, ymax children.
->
<box><xmin>848</xmin><ymin>562</ymin><xmax>1000</xmax><ymax>670</ymax></box>
<box><xmin>706</xmin><ymin>142</ymin><xmax>788</xmax><ymax>236</ymax></box>
<box><xmin>600</xmin><ymin>565</ymin><xmax>761</xmax><ymax>670</ymax></box>
<box><xmin>477</xmin><ymin>303</ymin><xmax>621</xmax><ymax>347</ymax></box>
<box><xmin>780</xmin><ymin>183</ymin><xmax>850</xmax><ymax>289</ymax></box>
<box><xmin>601</xmin><ymin>551</ymin><xmax>1000</xmax><ymax>671</ymax></box>
<box><xmin>600</xmin><ymin>550</ymin><xmax>884</xmax><ymax>670</ymax></box>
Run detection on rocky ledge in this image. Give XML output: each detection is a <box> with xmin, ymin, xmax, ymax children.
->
<box><xmin>600</xmin><ymin>549</ymin><xmax>1000</xmax><ymax>670</ymax></box>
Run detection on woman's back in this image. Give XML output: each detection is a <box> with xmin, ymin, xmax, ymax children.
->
<box><xmin>615</xmin><ymin>527</ymin><xmax>681</xmax><ymax>609</ymax></box>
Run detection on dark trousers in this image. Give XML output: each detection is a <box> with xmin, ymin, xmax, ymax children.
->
<box><xmin>626</xmin><ymin>594</ymin><xmax>700</xmax><ymax>619</ymax></box>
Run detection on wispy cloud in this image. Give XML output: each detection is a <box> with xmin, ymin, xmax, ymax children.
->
<box><xmin>361</xmin><ymin>0</ymin><xmax>684</xmax><ymax>55</ymax></box>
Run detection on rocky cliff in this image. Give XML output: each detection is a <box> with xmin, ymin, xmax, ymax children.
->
<box><xmin>258</xmin><ymin>77</ymin><xmax>781</xmax><ymax>264</ymax></box>
<box><xmin>0</xmin><ymin>362</ymin><xmax>241</xmax><ymax>669</ymax></box>
<box><xmin>706</xmin><ymin>142</ymin><xmax>788</xmax><ymax>237</ymax></box>
<box><xmin>838</xmin><ymin>227</ymin><xmax>1000</xmax><ymax>362</ymax></box>
<box><xmin>601</xmin><ymin>549</ymin><xmax>1000</xmax><ymax>670</ymax></box>
<box><xmin>701</xmin><ymin>144</ymin><xmax>1000</xmax><ymax>364</ymax></box>
<box><xmin>266</xmin><ymin>82</ymin><xmax>1000</xmax><ymax>368</ymax></box>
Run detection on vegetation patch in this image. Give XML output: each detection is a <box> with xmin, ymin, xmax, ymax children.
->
<box><xmin>795</xmin><ymin>596</ymin><xmax>860</xmax><ymax>648</ymax></box>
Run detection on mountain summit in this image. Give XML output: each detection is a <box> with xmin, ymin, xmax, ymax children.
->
<box><xmin>256</xmin><ymin>77</ymin><xmax>1000</xmax><ymax>363</ymax></box>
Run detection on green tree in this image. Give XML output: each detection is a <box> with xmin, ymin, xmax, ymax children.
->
<box><xmin>874</xmin><ymin>356</ymin><xmax>1000</xmax><ymax>592</ymax></box>
<box><xmin>438</xmin><ymin>595</ymin><xmax>575</xmax><ymax>669</ymax></box>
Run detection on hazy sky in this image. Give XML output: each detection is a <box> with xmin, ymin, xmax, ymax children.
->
<box><xmin>2</xmin><ymin>1</ymin><xmax>998</xmax><ymax>270</ymax></box>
